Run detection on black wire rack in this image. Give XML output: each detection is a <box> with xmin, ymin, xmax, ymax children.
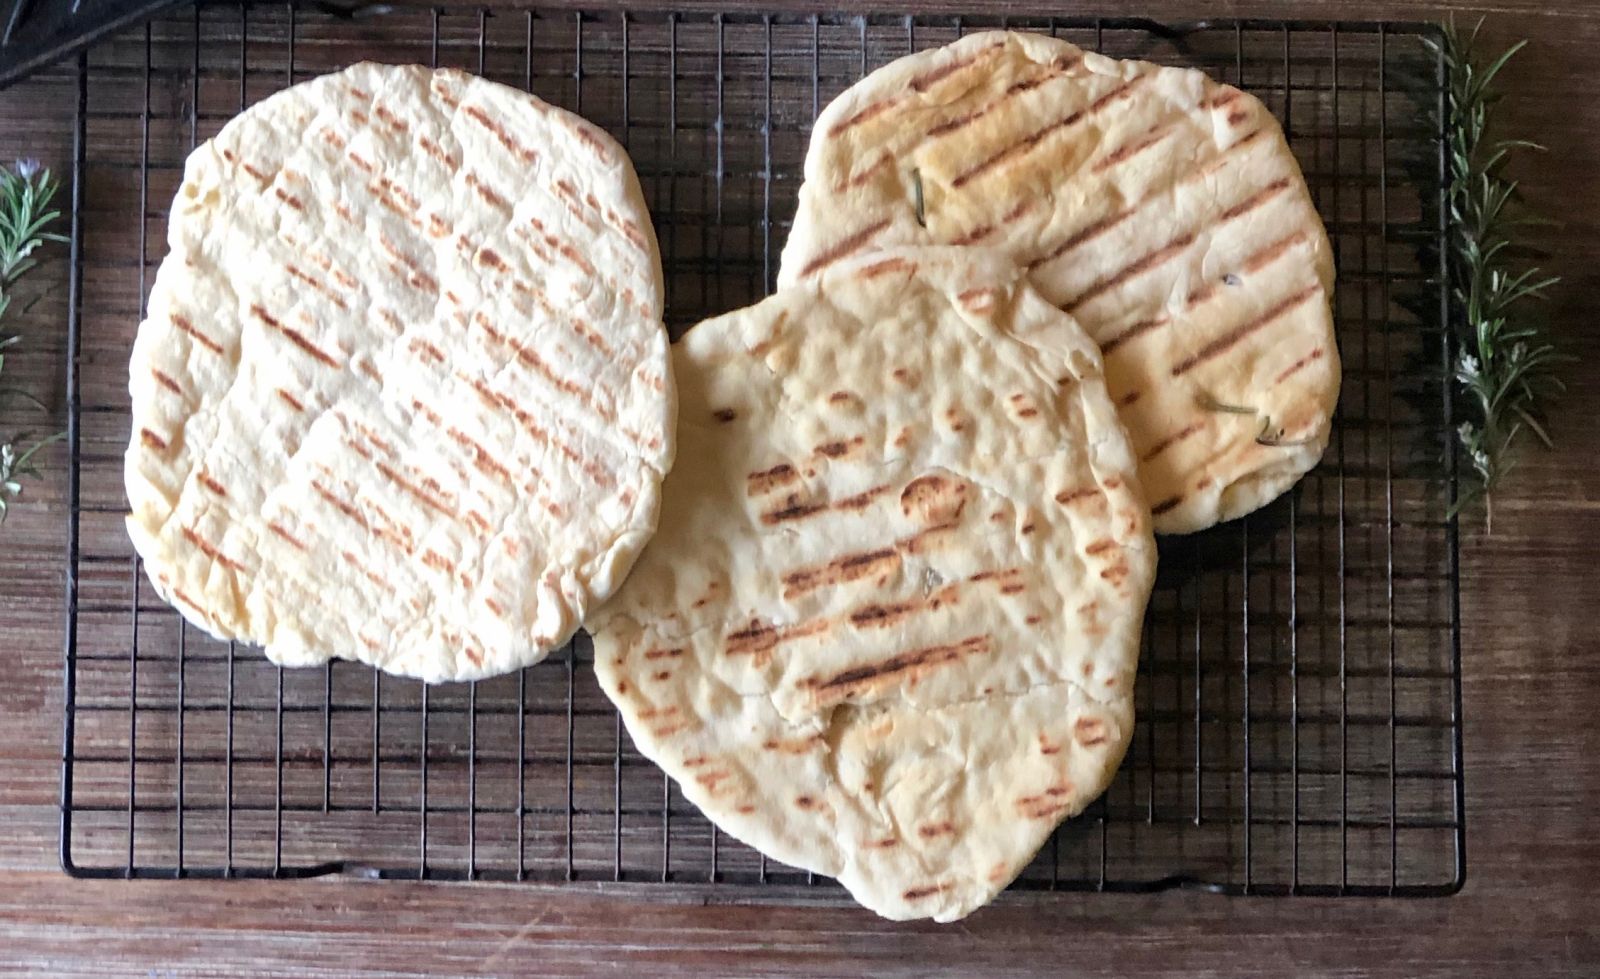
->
<box><xmin>58</xmin><ymin>2</ymin><xmax>1465</xmax><ymax>901</ymax></box>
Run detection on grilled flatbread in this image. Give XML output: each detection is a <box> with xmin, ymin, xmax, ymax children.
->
<box><xmin>125</xmin><ymin>62</ymin><xmax>673</xmax><ymax>682</ymax></box>
<box><xmin>779</xmin><ymin>31</ymin><xmax>1338</xmax><ymax>533</ymax></box>
<box><xmin>590</xmin><ymin>247</ymin><xmax>1155</xmax><ymax>921</ymax></box>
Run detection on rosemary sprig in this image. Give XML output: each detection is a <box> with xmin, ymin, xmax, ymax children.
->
<box><xmin>1424</xmin><ymin>21</ymin><xmax>1564</xmax><ymax>531</ymax></box>
<box><xmin>1196</xmin><ymin>392</ymin><xmax>1256</xmax><ymax>415</ymax></box>
<box><xmin>0</xmin><ymin>159</ymin><xmax>67</xmax><ymax>526</ymax></box>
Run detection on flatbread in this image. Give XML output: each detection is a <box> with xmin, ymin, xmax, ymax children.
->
<box><xmin>125</xmin><ymin>62</ymin><xmax>673</xmax><ymax>683</ymax></box>
<box><xmin>589</xmin><ymin>247</ymin><xmax>1155</xmax><ymax>921</ymax></box>
<box><xmin>779</xmin><ymin>30</ymin><xmax>1339</xmax><ymax>534</ymax></box>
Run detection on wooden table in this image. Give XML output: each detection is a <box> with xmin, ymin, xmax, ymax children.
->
<box><xmin>2</xmin><ymin>0</ymin><xmax>1598</xmax><ymax>974</ymax></box>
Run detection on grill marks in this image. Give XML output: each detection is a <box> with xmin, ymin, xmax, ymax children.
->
<box><xmin>814</xmin><ymin>436</ymin><xmax>866</xmax><ymax>460</ymax></box>
<box><xmin>334</xmin><ymin>562</ymin><xmax>397</xmax><ymax>609</ymax></box>
<box><xmin>833</xmin><ymin>483</ymin><xmax>892</xmax><ymax>512</ymax></box>
<box><xmin>948</xmin><ymin>223</ymin><xmax>994</xmax><ymax>247</ymax></box>
<box><xmin>284</xmin><ymin>262</ymin><xmax>350</xmax><ymax>309</ymax></box>
<box><xmin>1028</xmin><ymin>129</ymin><xmax>1276</xmax><ymax>276</ymax></box>
<box><xmin>803</xmin><ymin>634</ymin><xmax>993</xmax><ymax>707</ymax></box>
<box><xmin>950</xmin><ymin>73</ymin><xmax>1150</xmax><ymax>189</ymax></box>
<box><xmin>747</xmin><ymin>463</ymin><xmax>800</xmax><ymax>497</ymax></box>
<box><xmin>758</xmin><ymin>491</ymin><xmax>828</xmax><ymax>524</ymax></box>
<box><xmin>796</xmin><ymin>218</ymin><xmax>893</xmax><ymax>280</ymax></box>
<box><xmin>1185</xmin><ymin>229</ymin><xmax>1312</xmax><ymax>308</ymax></box>
<box><xmin>1064</xmin><ymin>231</ymin><xmax>1198</xmax><ymax>314</ymax></box>
<box><xmin>1062</xmin><ymin>179</ymin><xmax>1296</xmax><ymax>314</ymax></box>
<box><xmin>1205</xmin><ymin>88</ymin><xmax>1244</xmax><ymax>110</ymax></box>
<box><xmin>856</xmin><ymin>256</ymin><xmax>916</xmax><ymax>281</ymax></box>
<box><xmin>1170</xmin><ymin>283</ymin><xmax>1324</xmax><ymax>377</ymax></box>
<box><xmin>196</xmin><ymin>471</ymin><xmax>227</xmax><ymax>497</ymax></box>
<box><xmin>1075</xmin><ymin>715</ymin><xmax>1110</xmax><ymax>747</ymax></box>
<box><xmin>298</xmin><ymin>246</ymin><xmax>359</xmax><ymax>290</ymax></box>
<box><xmin>417</xmin><ymin>134</ymin><xmax>458</xmax><ymax>171</ymax></box>
<box><xmin>464</xmin><ymin>172</ymin><xmax>510</xmax><ymax>212</ymax></box>
<box><xmin>1027</xmin><ymin>209</ymin><xmax>1134</xmax><ymax>272</ymax></box>
<box><xmin>309</xmin><ymin>479</ymin><xmax>404</xmax><ymax>557</ymax></box>
<box><xmin>758</xmin><ymin>480</ymin><xmax>887</xmax><ymax>525</ymax></box>
<box><xmin>725</xmin><ymin>617</ymin><xmax>831</xmax><ymax>658</ymax></box>
<box><xmin>170</xmin><ymin>313</ymin><xmax>224</xmax><ymax>355</ymax></box>
<box><xmin>375</xmin><ymin>460</ymin><xmax>457</xmax><ymax>518</ymax></box>
<box><xmin>553</xmin><ymin>178</ymin><xmax>597</xmax><ymax>227</ymax></box>
<box><xmin>1218</xmin><ymin>177</ymin><xmax>1292</xmax><ymax>223</ymax></box>
<box><xmin>466</xmin><ymin>376</ymin><xmax>614</xmax><ymax>489</ymax></box>
<box><xmin>1275</xmin><ymin>346</ymin><xmax>1326</xmax><ymax>385</ymax></box>
<box><xmin>267</xmin><ymin>521</ymin><xmax>307</xmax><ymax>551</ymax></box>
<box><xmin>1150</xmin><ymin>496</ymin><xmax>1184</xmax><ymax>517</ymax></box>
<box><xmin>464</xmin><ymin>104</ymin><xmax>539</xmax><ymax>165</ymax></box>
<box><xmin>372</xmin><ymin>104</ymin><xmax>407</xmax><ymax>133</ymax></box>
<box><xmin>957</xmin><ymin>287</ymin><xmax>999</xmax><ymax>314</ymax></box>
<box><xmin>180</xmin><ymin>527</ymin><xmax>247</xmax><ymax>574</ymax></box>
<box><xmin>428</xmin><ymin>79</ymin><xmax>461</xmax><ymax>109</ymax></box>
<box><xmin>901</xmin><ymin>882</ymin><xmax>953</xmax><ymax>903</ymax></box>
<box><xmin>352</xmin><ymin>166</ymin><xmax>422</xmax><ymax>229</ymax></box>
<box><xmin>834</xmin><ymin>153</ymin><xmax>891</xmax><ymax>191</ymax></box>
<box><xmin>1091</xmin><ymin>121</ymin><xmax>1176</xmax><ymax>173</ymax></box>
<box><xmin>249</xmin><ymin>304</ymin><xmax>340</xmax><ymax>368</ymax></box>
<box><xmin>447</xmin><ymin>425</ymin><xmax>514</xmax><ymax>485</ymax></box>
<box><xmin>561</xmin><ymin>120</ymin><xmax>614</xmax><ymax>166</ymax></box>
<box><xmin>150</xmin><ymin>369</ymin><xmax>184</xmax><ymax>396</ymax></box>
<box><xmin>827</xmin><ymin>96</ymin><xmax>904</xmax><ymax>138</ymax></box>
<box><xmin>1239</xmin><ymin>229</ymin><xmax>1312</xmax><ymax>275</ymax></box>
<box><xmin>1053</xmin><ymin>486</ymin><xmax>1100</xmax><ymax>507</ymax></box>
<box><xmin>1099</xmin><ymin>314</ymin><xmax>1168</xmax><ymax>356</ymax></box>
<box><xmin>921</xmin><ymin>54</ymin><xmax>1082</xmax><ymax>144</ymax></box>
<box><xmin>378</xmin><ymin>235</ymin><xmax>440</xmax><ymax>296</ymax></box>
<box><xmin>846</xmin><ymin>575</ymin><xmax>969</xmax><ymax>631</ymax></box>
<box><xmin>505</xmin><ymin>246</ymin><xmax>595</xmax><ymax>336</ymax></box>
<box><xmin>1141</xmin><ymin>420</ymin><xmax>1207</xmax><ymax>462</ymax></box>
<box><xmin>849</xmin><ymin>600</ymin><xmax>923</xmax><ymax>630</ymax></box>
<box><xmin>1016</xmin><ymin>783</ymin><xmax>1077</xmax><ymax>820</ymax></box>
<box><xmin>471</xmin><ymin>310</ymin><xmax>616</xmax><ymax>423</ymax></box>
<box><xmin>782</xmin><ymin>546</ymin><xmax>900</xmax><ymax>600</ymax></box>
<box><xmin>762</xmin><ymin>734</ymin><xmax>826</xmax><ymax>755</ymax></box>
<box><xmin>908</xmin><ymin>41</ymin><xmax>1006</xmax><ymax>93</ymax></box>
<box><xmin>372</xmin><ymin>175</ymin><xmax>421</xmax><ymax>214</ymax></box>
<box><xmin>606</xmin><ymin>208</ymin><xmax>652</xmax><ymax>256</ymax></box>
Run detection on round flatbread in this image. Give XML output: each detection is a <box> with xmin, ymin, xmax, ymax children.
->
<box><xmin>125</xmin><ymin>62</ymin><xmax>674</xmax><ymax>682</ymax></box>
<box><xmin>779</xmin><ymin>30</ymin><xmax>1338</xmax><ymax>534</ymax></box>
<box><xmin>589</xmin><ymin>247</ymin><xmax>1155</xmax><ymax>921</ymax></box>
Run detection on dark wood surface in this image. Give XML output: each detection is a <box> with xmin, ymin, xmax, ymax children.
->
<box><xmin>3</xmin><ymin>0</ymin><xmax>1599</xmax><ymax>975</ymax></box>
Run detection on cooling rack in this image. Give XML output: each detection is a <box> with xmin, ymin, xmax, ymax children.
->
<box><xmin>57</xmin><ymin>2</ymin><xmax>1464</xmax><ymax>900</ymax></box>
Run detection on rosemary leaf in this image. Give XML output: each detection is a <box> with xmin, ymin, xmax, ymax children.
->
<box><xmin>1436</xmin><ymin>20</ymin><xmax>1565</xmax><ymax>527</ymax></box>
<box><xmin>1196</xmin><ymin>393</ymin><xmax>1257</xmax><ymax>415</ymax></box>
<box><xmin>1254</xmin><ymin>417</ymin><xmax>1319</xmax><ymax>449</ymax></box>
<box><xmin>0</xmin><ymin>159</ymin><xmax>66</xmax><ymax>527</ymax></box>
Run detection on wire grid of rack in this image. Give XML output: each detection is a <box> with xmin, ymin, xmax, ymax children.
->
<box><xmin>59</xmin><ymin>2</ymin><xmax>1464</xmax><ymax>900</ymax></box>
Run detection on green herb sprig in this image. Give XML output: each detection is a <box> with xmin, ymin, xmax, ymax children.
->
<box><xmin>0</xmin><ymin>159</ymin><xmax>67</xmax><ymax>525</ymax></box>
<box><xmin>1425</xmin><ymin>22</ymin><xmax>1564</xmax><ymax>531</ymax></box>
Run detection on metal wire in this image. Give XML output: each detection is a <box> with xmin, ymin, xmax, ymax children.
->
<box><xmin>58</xmin><ymin>5</ymin><xmax>1465</xmax><ymax>900</ymax></box>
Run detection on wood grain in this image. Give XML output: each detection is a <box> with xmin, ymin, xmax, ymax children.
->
<box><xmin>2</xmin><ymin>1</ymin><xmax>1600</xmax><ymax>976</ymax></box>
